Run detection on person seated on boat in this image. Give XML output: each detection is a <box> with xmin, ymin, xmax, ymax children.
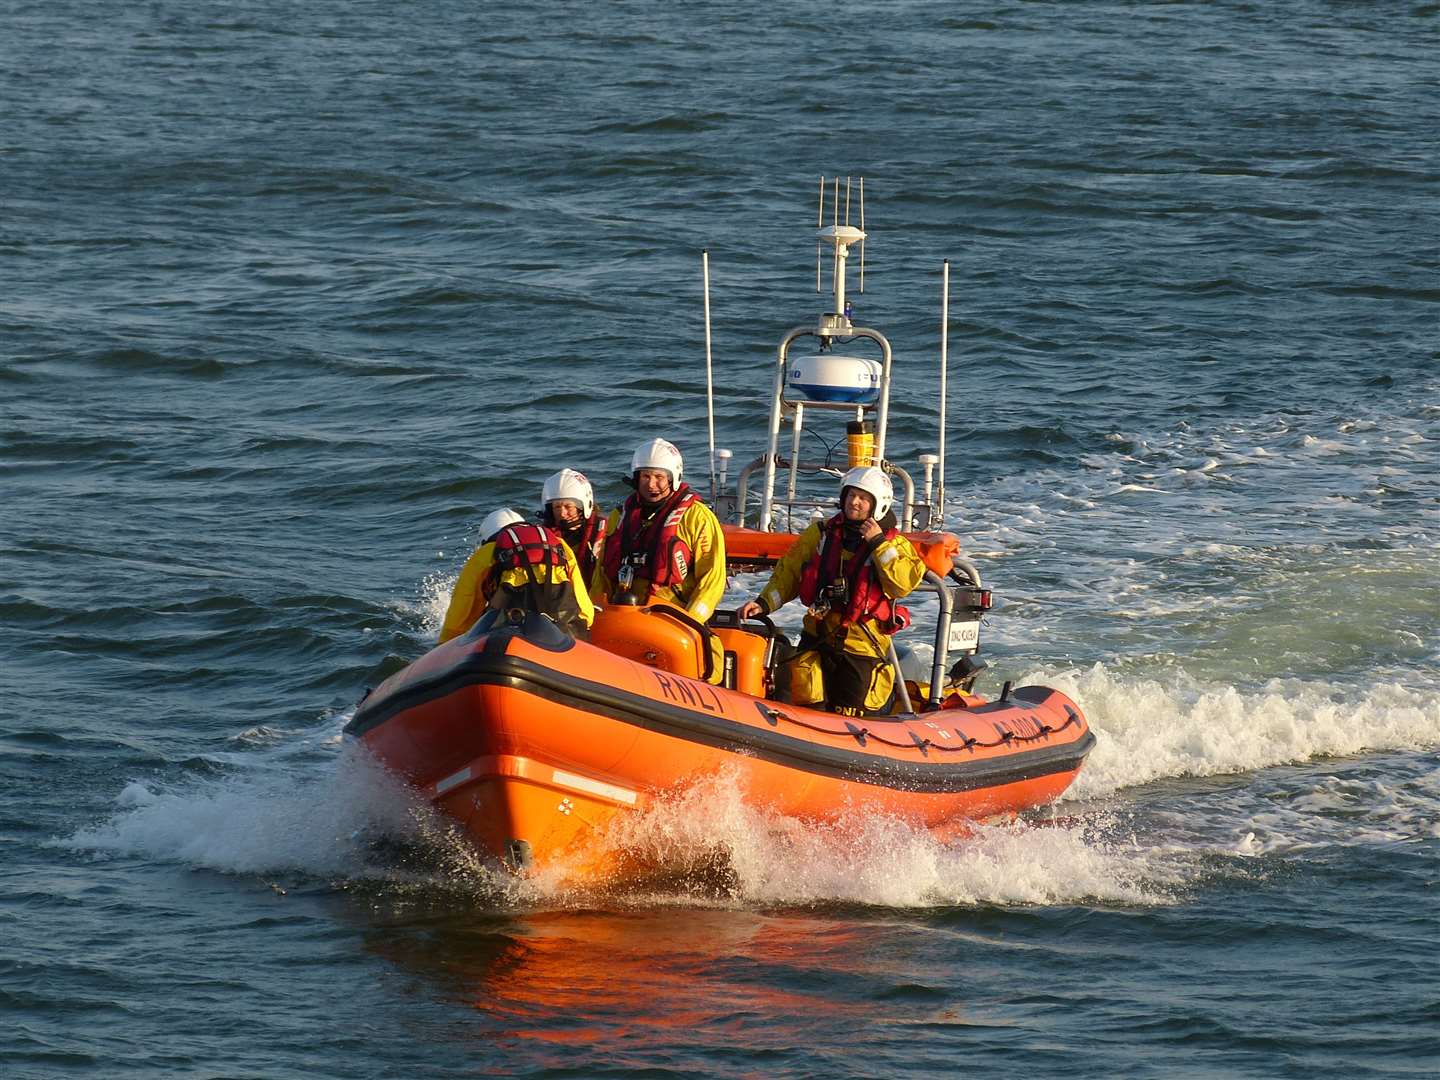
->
<box><xmin>438</xmin><ymin>508</ymin><xmax>595</xmax><ymax>643</ymax></box>
<box><xmin>736</xmin><ymin>466</ymin><xmax>925</xmax><ymax>717</ymax></box>
<box><xmin>540</xmin><ymin>468</ymin><xmax>606</xmax><ymax>598</ymax></box>
<box><xmin>592</xmin><ymin>438</ymin><xmax>728</xmax><ymax>679</ymax></box>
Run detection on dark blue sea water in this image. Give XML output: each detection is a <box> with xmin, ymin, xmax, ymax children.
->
<box><xmin>3</xmin><ymin>1</ymin><xmax>1438</xmax><ymax>1076</ymax></box>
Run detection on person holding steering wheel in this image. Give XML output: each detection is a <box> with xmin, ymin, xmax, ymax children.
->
<box><xmin>737</xmin><ymin>466</ymin><xmax>925</xmax><ymax>716</ymax></box>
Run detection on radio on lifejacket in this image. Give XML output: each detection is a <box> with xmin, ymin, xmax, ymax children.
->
<box><xmin>617</xmin><ymin>552</ymin><xmax>647</xmax><ymax>591</ymax></box>
<box><xmin>808</xmin><ymin>576</ymin><xmax>849</xmax><ymax>619</ymax></box>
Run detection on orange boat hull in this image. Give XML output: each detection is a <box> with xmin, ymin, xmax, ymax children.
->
<box><xmin>346</xmin><ymin>613</ymin><xmax>1094</xmax><ymax>882</ymax></box>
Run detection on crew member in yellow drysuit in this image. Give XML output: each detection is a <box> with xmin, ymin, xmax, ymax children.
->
<box><xmin>591</xmin><ymin>438</ymin><xmax>728</xmax><ymax>681</ymax></box>
<box><xmin>540</xmin><ymin>468</ymin><xmax>606</xmax><ymax>600</ymax></box>
<box><xmin>738</xmin><ymin>466</ymin><xmax>925</xmax><ymax>715</ymax></box>
<box><xmin>439</xmin><ymin>508</ymin><xmax>595</xmax><ymax>643</ymax></box>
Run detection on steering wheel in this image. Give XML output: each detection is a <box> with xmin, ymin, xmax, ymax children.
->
<box><xmin>742</xmin><ymin>610</ymin><xmax>777</xmax><ymax>634</ymax></box>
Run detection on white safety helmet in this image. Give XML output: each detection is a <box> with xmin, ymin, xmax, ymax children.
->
<box><xmin>630</xmin><ymin>438</ymin><xmax>684</xmax><ymax>488</ymax></box>
<box><xmin>541</xmin><ymin>468</ymin><xmax>594</xmax><ymax>519</ymax></box>
<box><xmin>479</xmin><ymin>508</ymin><xmax>525</xmax><ymax>543</ymax></box>
<box><xmin>839</xmin><ymin>465</ymin><xmax>893</xmax><ymax>520</ymax></box>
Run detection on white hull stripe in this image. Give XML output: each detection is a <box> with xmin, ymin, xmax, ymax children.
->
<box><xmin>435</xmin><ymin>767</ymin><xmax>472</xmax><ymax>795</ymax></box>
<box><xmin>551</xmin><ymin>769</ymin><xmax>638</xmax><ymax>805</ymax></box>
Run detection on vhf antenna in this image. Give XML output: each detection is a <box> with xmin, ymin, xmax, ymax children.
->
<box><xmin>816</xmin><ymin>175</ymin><xmax>824</xmax><ymax>293</ymax></box>
<box><xmin>815</xmin><ymin>176</ymin><xmax>867</xmax><ymax>299</ymax></box>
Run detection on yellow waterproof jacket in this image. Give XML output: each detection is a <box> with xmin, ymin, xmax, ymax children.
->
<box><xmin>591</xmin><ymin>499</ymin><xmax>728</xmax><ymax>622</ymax></box>
<box><xmin>756</xmin><ymin>521</ymin><xmax>926</xmax><ymax>659</ymax></box>
<box><xmin>439</xmin><ymin>538</ymin><xmax>595</xmax><ymax>643</ymax></box>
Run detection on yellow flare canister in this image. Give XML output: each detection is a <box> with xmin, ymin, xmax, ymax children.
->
<box><xmin>846</xmin><ymin>420</ymin><xmax>875</xmax><ymax>468</ymax></box>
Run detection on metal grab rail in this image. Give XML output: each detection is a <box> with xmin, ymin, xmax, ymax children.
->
<box><xmin>923</xmin><ymin>569</ymin><xmax>952</xmax><ymax>708</ymax></box>
<box><xmin>735</xmin><ymin>456</ymin><xmax>923</xmax><ymax>530</ymax></box>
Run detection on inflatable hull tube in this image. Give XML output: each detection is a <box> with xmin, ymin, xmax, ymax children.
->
<box><xmin>346</xmin><ymin>613</ymin><xmax>1094</xmax><ymax>882</ymax></box>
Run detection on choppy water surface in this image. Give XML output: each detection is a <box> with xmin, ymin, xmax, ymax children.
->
<box><xmin>3</xmin><ymin>1</ymin><xmax>1438</xmax><ymax>1077</ymax></box>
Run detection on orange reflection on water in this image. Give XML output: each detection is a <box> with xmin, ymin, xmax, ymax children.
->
<box><xmin>367</xmin><ymin>906</ymin><xmax>877</xmax><ymax>1056</ymax></box>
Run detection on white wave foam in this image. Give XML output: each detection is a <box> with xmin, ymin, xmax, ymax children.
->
<box><xmin>385</xmin><ymin>568</ymin><xmax>455</xmax><ymax>639</ymax></box>
<box><xmin>416</xmin><ymin>569</ymin><xmax>456</xmax><ymax>636</ymax></box>
<box><xmin>62</xmin><ymin>745</ymin><xmax>429</xmax><ymax>877</ymax></box>
<box><xmin>62</xmin><ymin>751</ymin><xmax>1180</xmax><ymax>909</ymax></box>
<box><xmin>594</xmin><ymin>773</ymin><xmax>1179</xmax><ymax>908</ymax></box>
<box><xmin>1129</xmin><ymin>749</ymin><xmax>1440</xmax><ymax>860</ymax></box>
<box><xmin>1027</xmin><ymin>664</ymin><xmax>1440</xmax><ymax>798</ymax></box>
<box><xmin>957</xmin><ymin>386</ymin><xmax>1440</xmax><ymax>574</ymax></box>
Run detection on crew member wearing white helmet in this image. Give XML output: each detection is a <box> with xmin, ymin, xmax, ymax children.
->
<box><xmin>737</xmin><ymin>466</ymin><xmax>925</xmax><ymax>716</ymax></box>
<box><xmin>593</xmin><ymin>437</ymin><xmax>728</xmax><ymax>628</ymax></box>
<box><xmin>439</xmin><ymin>507</ymin><xmax>595</xmax><ymax>643</ymax></box>
<box><xmin>540</xmin><ymin>468</ymin><xmax>607</xmax><ymax>595</ymax></box>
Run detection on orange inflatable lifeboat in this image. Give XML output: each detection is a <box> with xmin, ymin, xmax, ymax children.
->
<box><xmin>347</xmin><ymin>185</ymin><xmax>1098</xmax><ymax>882</ymax></box>
<box><xmin>345</xmin><ymin>604</ymin><xmax>1094</xmax><ymax>882</ymax></box>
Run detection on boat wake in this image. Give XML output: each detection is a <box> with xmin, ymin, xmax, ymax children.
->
<box><xmin>1042</xmin><ymin>664</ymin><xmax>1440</xmax><ymax>799</ymax></box>
<box><xmin>57</xmin><ymin>662</ymin><xmax>1440</xmax><ymax>910</ymax></box>
<box><xmin>61</xmin><ymin>738</ymin><xmax>424</xmax><ymax>879</ymax></box>
<box><xmin>563</xmin><ymin>772</ymin><xmax>1179</xmax><ymax>909</ymax></box>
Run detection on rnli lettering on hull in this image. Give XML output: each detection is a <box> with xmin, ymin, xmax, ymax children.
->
<box><xmin>651</xmin><ymin>670</ymin><xmax>726</xmax><ymax>715</ymax></box>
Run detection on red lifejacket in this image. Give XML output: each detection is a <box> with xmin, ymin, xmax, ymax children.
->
<box><xmin>486</xmin><ymin>523</ymin><xmax>584</xmax><ymax>634</ymax></box>
<box><xmin>488</xmin><ymin>523</ymin><xmax>567</xmax><ymax>588</ymax></box>
<box><xmin>797</xmin><ymin>513</ymin><xmax>899</xmax><ymax>629</ymax></box>
<box><xmin>546</xmin><ymin>511</ymin><xmax>606</xmax><ymax>585</ymax></box>
<box><xmin>602</xmin><ymin>485</ymin><xmax>699</xmax><ymax>599</ymax></box>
